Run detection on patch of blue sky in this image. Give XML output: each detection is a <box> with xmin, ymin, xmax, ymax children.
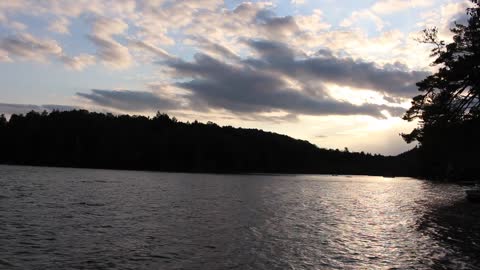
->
<box><xmin>223</xmin><ymin>0</ymin><xmax>242</xmax><ymax>10</ymax></box>
<box><xmin>0</xmin><ymin>61</ymin><xmax>73</xmax><ymax>104</ymax></box>
<box><xmin>0</xmin><ymin>14</ymin><xmax>46</xmax><ymax>35</ymax></box>
<box><xmin>0</xmin><ymin>13</ymin><xmax>97</xmax><ymax>58</ymax></box>
<box><xmin>288</xmin><ymin>0</ymin><xmax>376</xmax><ymax>24</ymax></box>
<box><xmin>54</xmin><ymin>17</ymin><xmax>97</xmax><ymax>56</ymax></box>
<box><xmin>378</xmin><ymin>9</ymin><xmax>432</xmax><ymax>33</ymax></box>
<box><xmin>0</xmin><ymin>59</ymin><xmax>155</xmax><ymax>105</ymax></box>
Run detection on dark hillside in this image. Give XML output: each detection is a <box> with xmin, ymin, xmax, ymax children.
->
<box><xmin>0</xmin><ymin>110</ymin><xmax>415</xmax><ymax>176</ymax></box>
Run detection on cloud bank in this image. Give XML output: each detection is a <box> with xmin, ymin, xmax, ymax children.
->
<box><xmin>1</xmin><ymin>0</ymin><xmax>471</xmax><ymax>120</ymax></box>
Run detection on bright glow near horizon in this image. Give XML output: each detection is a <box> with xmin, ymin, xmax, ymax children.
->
<box><xmin>0</xmin><ymin>0</ymin><xmax>471</xmax><ymax>155</ymax></box>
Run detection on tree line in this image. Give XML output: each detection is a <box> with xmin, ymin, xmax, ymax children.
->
<box><xmin>0</xmin><ymin>110</ymin><xmax>417</xmax><ymax>176</ymax></box>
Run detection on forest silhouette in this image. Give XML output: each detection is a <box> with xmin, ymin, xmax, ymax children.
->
<box><xmin>0</xmin><ymin>110</ymin><xmax>418</xmax><ymax>176</ymax></box>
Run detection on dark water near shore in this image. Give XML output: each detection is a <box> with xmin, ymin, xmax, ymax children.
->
<box><xmin>1</xmin><ymin>165</ymin><xmax>479</xmax><ymax>270</ymax></box>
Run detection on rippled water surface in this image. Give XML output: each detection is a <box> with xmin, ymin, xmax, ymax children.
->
<box><xmin>1</xmin><ymin>165</ymin><xmax>480</xmax><ymax>269</ymax></box>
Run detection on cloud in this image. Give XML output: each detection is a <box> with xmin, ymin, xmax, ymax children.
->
<box><xmin>255</xmin><ymin>10</ymin><xmax>300</xmax><ymax>39</ymax></box>
<box><xmin>245</xmin><ymin>40</ymin><xmax>428</xmax><ymax>97</ymax></box>
<box><xmin>0</xmin><ymin>0</ymin><xmax>419</xmax><ymax>71</ymax></box>
<box><xmin>88</xmin><ymin>17</ymin><xmax>133</xmax><ymax>69</ymax></box>
<box><xmin>291</xmin><ymin>0</ymin><xmax>306</xmax><ymax>5</ymax></box>
<box><xmin>0</xmin><ymin>0</ymin><xmax>434</xmax><ymax>119</ymax></box>
<box><xmin>340</xmin><ymin>10</ymin><xmax>385</xmax><ymax>31</ymax></box>
<box><xmin>187</xmin><ymin>36</ymin><xmax>240</xmax><ymax>61</ymax></box>
<box><xmin>76</xmin><ymin>89</ymin><xmax>180</xmax><ymax>112</ymax></box>
<box><xmin>132</xmin><ymin>0</ymin><xmax>223</xmax><ymax>47</ymax></box>
<box><xmin>128</xmin><ymin>39</ymin><xmax>174</xmax><ymax>60</ymax></box>
<box><xmin>165</xmin><ymin>52</ymin><xmax>400</xmax><ymax>118</ymax></box>
<box><xmin>0</xmin><ymin>49</ymin><xmax>11</xmax><ymax>62</ymax></box>
<box><xmin>419</xmin><ymin>1</ymin><xmax>473</xmax><ymax>41</ymax></box>
<box><xmin>48</xmin><ymin>17</ymin><xmax>70</xmax><ymax>34</ymax></box>
<box><xmin>2</xmin><ymin>20</ymin><xmax>28</xmax><ymax>31</ymax></box>
<box><xmin>0</xmin><ymin>1</ymin><xmax>28</xmax><ymax>23</ymax></box>
<box><xmin>372</xmin><ymin>0</ymin><xmax>433</xmax><ymax>15</ymax></box>
<box><xmin>0</xmin><ymin>32</ymin><xmax>97</xmax><ymax>70</ymax></box>
<box><xmin>182</xmin><ymin>1</ymin><xmax>314</xmax><ymax>51</ymax></box>
<box><xmin>73</xmin><ymin>38</ymin><xmax>419</xmax><ymax>118</ymax></box>
<box><xmin>295</xmin><ymin>9</ymin><xmax>330</xmax><ymax>34</ymax></box>
<box><xmin>60</xmin><ymin>54</ymin><xmax>96</xmax><ymax>70</ymax></box>
<box><xmin>341</xmin><ymin>0</ymin><xmax>433</xmax><ymax>33</ymax></box>
<box><xmin>0</xmin><ymin>33</ymin><xmax>62</xmax><ymax>61</ymax></box>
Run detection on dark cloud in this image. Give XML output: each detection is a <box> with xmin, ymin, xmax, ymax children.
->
<box><xmin>298</xmin><ymin>57</ymin><xmax>427</xmax><ymax>96</ymax></box>
<box><xmin>255</xmin><ymin>10</ymin><xmax>299</xmax><ymax>38</ymax></box>
<box><xmin>244</xmin><ymin>39</ymin><xmax>296</xmax><ymax>65</ymax></box>
<box><xmin>76</xmin><ymin>89</ymin><xmax>179</xmax><ymax>112</ymax></box>
<box><xmin>245</xmin><ymin>39</ymin><xmax>429</xmax><ymax>97</ymax></box>
<box><xmin>166</xmin><ymin>53</ymin><xmax>395</xmax><ymax>118</ymax></box>
<box><xmin>0</xmin><ymin>103</ymin><xmax>77</xmax><ymax>116</ymax></box>
<box><xmin>75</xmin><ymin>38</ymin><xmax>415</xmax><ymax>118</ymax></box>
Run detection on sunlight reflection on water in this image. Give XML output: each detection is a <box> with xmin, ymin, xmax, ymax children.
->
<box><xmin>0</xmin><ymin>165</ymin><xmax>479</xmax><ymax>269</ymax></box>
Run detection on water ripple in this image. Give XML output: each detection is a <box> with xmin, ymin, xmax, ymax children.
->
<box><xmin>0</xmin><ymin>165</ymin><xmax>479</xmax><ymax>269</ymax></box>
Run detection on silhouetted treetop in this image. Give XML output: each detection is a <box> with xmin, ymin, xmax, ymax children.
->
<box><xmin>401</xmin><ymin>1</ymin><xmax>480</xmax><ymax>180</ymax></box>
<box><xmin>0</xmin><ymin>114</ymin><xmax>6</xmax><ymax>127</ymax></box>
<box><xmin>403</xmin><ymin>0</ymin><xmax>480</xmax><ymax>143</ymax></box>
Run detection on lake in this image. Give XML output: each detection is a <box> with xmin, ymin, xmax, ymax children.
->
<box><xmin>0</xmin><ymin>165</ymin><xmax>479</xmax><ymax>269</ymax></box>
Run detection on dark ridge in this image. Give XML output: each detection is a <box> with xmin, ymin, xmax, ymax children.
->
<box><xmin>0</xmin><ymin>110</ymin><xmax>416</xmax><ymax>176</ymax></box>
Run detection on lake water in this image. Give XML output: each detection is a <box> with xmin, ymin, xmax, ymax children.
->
<box><xmin>1</xmin><ymin>165</ymin><xmax>479</xmax><ymax>269</ymax></box>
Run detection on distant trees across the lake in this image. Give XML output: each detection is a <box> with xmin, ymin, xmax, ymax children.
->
<box><xmin>0</xmin><ymin>110</ymin><xmax>417</xmax><ymax>176</ymax></box>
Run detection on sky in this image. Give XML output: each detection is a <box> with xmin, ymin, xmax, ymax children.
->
<box><xmin>0</xmin><ymin>0</ymin><xmax>473</xmax><ymax>155</ymax></box>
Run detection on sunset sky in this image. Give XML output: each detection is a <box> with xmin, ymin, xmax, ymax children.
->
<box><xmin>0</xmin><ymin>0</ymin><xmax>472</xmax><ymax>155</ymax></box>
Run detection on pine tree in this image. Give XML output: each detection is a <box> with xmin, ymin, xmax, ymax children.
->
<box><xmin>402</xmin><ymin>0</ymin><xmax>480</xmax><ymax>143</ymax></box>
